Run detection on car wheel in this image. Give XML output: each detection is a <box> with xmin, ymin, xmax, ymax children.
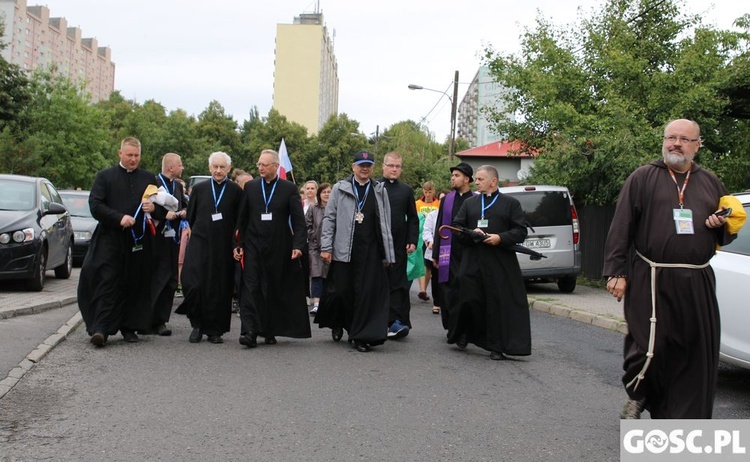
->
<box><xmin>557</xmin><ymin>275</ymin><xmax>577</xmax><ymax>293</ymax></box>
<box><xmin>54</xmin><ymin>241</ymin><xmax>73</xmax><ymax>279</ymax></box>
<box><xmin>26</xmin><ymin>246</ymin><xmax>47</xmax><ymax>292</ymax></box>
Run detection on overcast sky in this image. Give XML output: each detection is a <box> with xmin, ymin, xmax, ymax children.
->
<box><xmin>35</xmin><ymin>0</ymin><xmax>748</xmax><ymax>142</ymax></box>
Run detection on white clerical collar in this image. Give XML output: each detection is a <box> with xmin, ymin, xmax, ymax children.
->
<box><xmin>119</xmin><ymin>162</ymin><xmax>134</xmax><ymax>173</ymax></box>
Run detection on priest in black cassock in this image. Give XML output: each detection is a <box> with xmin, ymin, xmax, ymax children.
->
<box><xmin>432</xmin><ymin>162</ymin><xmax>475</xmax><ymax>332</ymax></box>
<box><xmin>78</xmin><ymin>137</ymin><xmax>163</xmax><ymax>346</ymax></box>
<box><xmin>448</xmin><ymin>165</ymin><xmax>531</xmax><ymax>360</ymax></box>
<box><xmin>380</xmin><ymin>151</ymin><xmax>419</xmax><ymax>340</ymax></box>
<box><xmin>148</xmin><ymin>153</ymin><xmax>187</xmax><ymax>337</ymax></box>
<box><xmin>175</xmin><ymin>151</ymin><xmax>242</xmax><ymax>344</ymax></box>
<box><xmin>234</xmin><ymin>149</ymin><xmax>311</xmax><ymax>348</ymax></box>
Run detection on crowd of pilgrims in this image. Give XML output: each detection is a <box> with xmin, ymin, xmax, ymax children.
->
<box><xmin>78</xmin><ymin>138</ymin><xmax>531</xmax><ymax>360</ymax></box>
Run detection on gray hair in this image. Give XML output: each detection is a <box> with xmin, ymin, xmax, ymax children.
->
<box><xmin>476</xmin><ymin>165</ymin><xmax>499</xmax><ymax>180</ymax></box>
<box><xmin>208</xmin><ymin>151</ymin><xmax>232</xmax><ymax>168</ymax></box>
<box><xmin>260</xmin><ymin>149</ymin><xmax>280</xmax><ymax>164</ymax></box>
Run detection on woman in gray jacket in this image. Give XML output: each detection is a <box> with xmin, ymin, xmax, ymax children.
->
<box><xmin>315</xmin><ymin>151</ymin><xmax>395</xmax><ymax>352</ymax></box>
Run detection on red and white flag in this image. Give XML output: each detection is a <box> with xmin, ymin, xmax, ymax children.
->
<box><xmin>277</xmin><ymin>138</ymin><xmax>293</xmax><ymax>180</ymax></box>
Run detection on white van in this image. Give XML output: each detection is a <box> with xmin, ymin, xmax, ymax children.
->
<box><xmin>498</xmin><ymin>185</ymin><xmax>582</xmax><ymax>293</ymax></box>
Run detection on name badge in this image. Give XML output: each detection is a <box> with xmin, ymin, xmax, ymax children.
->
<box><xmin>477</xmin><ymin>219</ymin><xmax>489</xmax><ymax>228</ymax></box>
<box><xmin>212</xmin><ymin>213</ymin><xmax>223</xmax><ymax>221</ymax></box>
<box><xmin>673</xmin><ymin>208</ymin><xmax>694</xmax><ymax>234</ymax></box>
<box><xmin>132</xmin><ymin>244</ymin><xmax>143</xmax><ymax>252</ymax></box>
<box><xmin>163</xmin><ymin>229</ymin><xmax>176</xmax><ymax>238</ymax></box>
<box><xmin>261</xmin><ymin>213</ymin><xmax>273</xmax><ymax>221</ymax></box>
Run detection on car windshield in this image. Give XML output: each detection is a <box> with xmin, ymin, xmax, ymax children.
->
<box><xmin>60</xmin><ymin>193</ymin><xmax>92</xmax><ymax>217</ymax></box>
<box><xmin>719</xmin><ymin>204</ymin><xmax>750</xmax><ymax>256</ymax></box>
<box><xmin>0</xmin><ymin>180</ymin><xmax>36</xmax><ymax>211</ymax></box>
<box><xmin>510</xmin><ymin>191</ymin><xmax>572</xmax><ymax>227</ymax></box>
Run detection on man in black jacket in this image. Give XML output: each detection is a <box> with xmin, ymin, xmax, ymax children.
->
<box><xmin>380</xmin><ymin>151</ymin><xmax>419</xmax><ymax>339</ymax></box>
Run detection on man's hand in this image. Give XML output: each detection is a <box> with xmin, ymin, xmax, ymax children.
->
<box><xmin>141</xmin><ymin>200</ymin><xmax>154</xmax><ymax>213</ymax></box>
<box><xmin>607</xmin><ymin>276</ymin><xmax>627</xmax><ymax>302</ymax></box>
<box><xmin>233</xmin><ymin>247</ymin><xmax>244</xmax><ymax>261</ymax></box>
<box><xmin>166</xmin><ymin>211</ymin><xmax>177</xmax><ymax>221</ymax></box>
<box><xmin>406</xmin><ymin>243</ymin><xmax>416</xmax><ymax>254</ymax></box>
<box><xmin>483</xmin><ymin>234</ymin><xmax>501</xmax><ymax>246</ymax></box>
<box><xmin>320</xmin><ymin>251</ymin><xmax>332</xmax><ymax>263</ymax></box>
<box><xmin>705</xmin><ymin>208</ymin><xmax>728</xmax><ymax>229</ymax></box>
<box><xmin>291</xmin><ymin>249</ymin><xmax>302</xmax><ymax>260</ymax></box>
<box><xmin>120</xmin><ymin>215</ymin><xmax>135</xmax><ymax>228</ymax></box>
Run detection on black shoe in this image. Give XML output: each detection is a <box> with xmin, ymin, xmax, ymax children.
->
<box><xmin>122</xmin><ymin>330</ymin><xmax>139</xmax><ymax>343</ymax></box>
<box><xmin>239</xmin><ymin>333</ymin><xmax>257</xmax><ymax>348</ymax></box>
<box><xmin>188</xmin><ymin>328</ymin><xmax>202</xmax><ymax>343</ymax></box>
<box><xmin>332</xmin><ymin>327</ymin><xmax>343</xmax><ymax>342</ymax></box>
<box><xmin>490</xmin><ymin>351</ymin><xmax>507</xmax><ymax>360</ymax></box>
<box><xmin>456</xmin><ymin>334</ymin><xmax>468</xmax><ymax>349</ymax></box>
<box><xmin>354</xmin><ymin>341</ymin><xmax>370</xmax><ymax>352</ymax></box>
<box><xmin>207</xmin><ymin>335</ymin><xmax>224</xmax><ymax>344</ymax></box>
<box><xmin>90</xmin><ymin>332</ymin><xmax>106</xmax><ymax>347</ymax></box>
<box><xmin>265</xmin><ymin>336</ymin><xmax>277</xmax><ymax>345</ymax></box>
<box><xmin>156</xmin><ymin>324</ymin><xmax>172</xmax><ymax>336</ymax></box>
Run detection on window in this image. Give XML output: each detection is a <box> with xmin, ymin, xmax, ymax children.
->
<box><xmin>719</xmin><ymin>205</ymin><xmax>750</xmax><ymax>256</ymax></box>
<box><xmin>508</xmin><ymin>191</ymin><xmax>572</xmax><ymax>227</ymax></box>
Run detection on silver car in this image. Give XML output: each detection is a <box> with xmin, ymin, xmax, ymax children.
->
<box><xmin>498</xmin><ymin>185</ymin><xmax>582</xmax><ymax>293</ymax></box>
<box><xmin>712</xmin><ymin>191</ymin><xmax>750</xmax><ymax>369</ymax></box>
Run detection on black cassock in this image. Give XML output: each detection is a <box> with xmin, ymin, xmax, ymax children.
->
<box><xmin>380</xmin><ymin>178</ymin><xmax>419</xmax><ymax>327</ymax></box>
<box><xmin>449</xmin><ymin>190</ymin><xmax>531</xmax><ymax>356</ymax></box>
<box><xmin>150</xmin><ymin>174</ymin><xmax>186</xmax><ymax>328</ymax></box>
<box><xmin>236</xmin><ymin>177</ymin><xmax>311</xmax><ymax>339</ymax></box>
<box><xmin>78</xmin><ymin>165</ymin><xmax>159</xmax><ymax>336</ymax></box>
<box><xmin>175</xmin><ymin>178</ymin><xmax>241</xmax><ymax>336</ymax></box>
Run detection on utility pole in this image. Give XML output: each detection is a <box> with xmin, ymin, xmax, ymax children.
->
<box><xmin>450</xmin><ymin>70</ymin><xmax>459</xmax><ymax>159</ymax></box>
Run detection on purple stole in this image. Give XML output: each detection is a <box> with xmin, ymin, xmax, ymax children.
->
<box><xmin>438</xmin><ymin>191</ymin><xmax>456</xmax><ymax>283</ymax></box>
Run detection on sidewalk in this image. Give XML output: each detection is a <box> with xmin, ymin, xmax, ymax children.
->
<box><xmin>0</xmin><ymin>268</ymin><xmax>80</xmax><ymax>320</ymax></box>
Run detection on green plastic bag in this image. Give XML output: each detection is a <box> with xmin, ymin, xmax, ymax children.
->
<box><xmin>407</xmin><ymin>214</ymin><xmax>426</xmax><ymax>281</ymax></box>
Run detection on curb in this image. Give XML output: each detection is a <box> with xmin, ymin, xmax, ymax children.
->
<box><xmin>0</xmin><ymin>309</ymin><xmax>83</xmax><ymax>400</ymax></box>
<box><xmin>0</xmin><ymin>296</ymin><xmax>78</xmax><ymax>320</ymax></box>
<box><xmin>528</xmin><ymin>296</ymin><xmax>628</xmax><ymax>335</ymax></box>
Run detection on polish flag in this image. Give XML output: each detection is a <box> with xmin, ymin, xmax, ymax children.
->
<box><xmin>277</xmin><ymin>138</ymin><xmax>293</xmax><ymax>180</ymax></box>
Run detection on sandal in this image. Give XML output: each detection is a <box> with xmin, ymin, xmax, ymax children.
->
<box><xmin>432</xmin><ymin>306</ymin><xmax>440</xmax><ymax>314</ymax></box>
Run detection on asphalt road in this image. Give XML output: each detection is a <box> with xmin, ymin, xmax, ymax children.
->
<box><xmin>1</xmin><ymin>288</ymin><xmax>748</xmax><ymax>461</ymax></box>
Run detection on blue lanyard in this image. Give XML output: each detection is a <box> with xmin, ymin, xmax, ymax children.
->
<box><xmin>261</xmin><ymin>179</ymin><xmax>278</xmax><ymax>213</ymax></box>
<box><xmin>352</xmin><ymin>178</ymin><xmax>371</xmax><ymax>212</ymax></box>
<box><xmin>130</xmin><ymin>202</ymin><xmax>147</xmax><ymax>244</ymax></box>
<box><xmin>157</xmin><ymin>173</ymin><xmax>173</xmax><ymax>195</ymax></box>
<box><xmin>211</xmin><ymin>180</ymin><xmax>227</xmax><ymax>213</ymax></box>
<box><xmin>481</xmin><ymin>193</ymin><xmax>499</xmax><ymax>219</ymax></box>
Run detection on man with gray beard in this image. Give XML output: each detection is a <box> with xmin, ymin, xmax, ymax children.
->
<box><xmin>604</xmin><ymin>119</ymin><xmax>736</xmax><ymax>419</ymax></box>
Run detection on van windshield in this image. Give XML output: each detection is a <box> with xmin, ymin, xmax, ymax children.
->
<box><xmin>509</xmin><ymin>191</ymin><xmax>571</xmax><ymax>227</ymax></box>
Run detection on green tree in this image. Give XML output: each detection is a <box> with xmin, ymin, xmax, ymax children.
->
<box><xmin>15</xmin><ymin>71</ymin><xmax>110</xmax><ymax>188</ymax></box>
<box><xmin>483</xmin><ymin>0</ymin><xmax>750</xmax><ymax>205</ymax></box>
<box><xmin>240</xmin><ymin>109</ymin><xmax>308</xmax><ymax>178</ymax></box>
<box><xmin>196</xmin><ymin>100</ymin><xmax>241</xmax><ymax>157</ymax></box>
<box><xmin>298</xmin><ymin>113</ymin><xmax>367</xmax><ymax>184</ymax></box>
<box><xmin>0</xmin><ymin>23</ymin><xmax>31</xmax><ymax>130</ymax></box>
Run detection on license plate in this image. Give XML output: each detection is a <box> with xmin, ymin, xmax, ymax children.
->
<box><xmin>524</xmin><ymin>238</ymin><xmax>551</xmax><ymax>249</ymax></box>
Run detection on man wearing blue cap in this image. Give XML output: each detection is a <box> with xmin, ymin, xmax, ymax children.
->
<box><xmin>316</xmin><ymin>150</ymin><xmax>395</xmax><ymax>352</ymax></box>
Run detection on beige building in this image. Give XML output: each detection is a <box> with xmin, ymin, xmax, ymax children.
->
<box><xmin>0</xmin><ymin>0</ymin><xmax>115</xmax><ymax>103</ymax></box>
<box><xmin>273</xmin><ymin>11</ymin><xmax>338</xmax><ymax>135</ymax></box>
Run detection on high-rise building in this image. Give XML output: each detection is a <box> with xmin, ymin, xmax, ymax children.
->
<box><xmin>0</xmin><ymin>0</ymin><xmax>115</xmax><ymax>103</ymax></box>
<box><xmin>457</xmin><ymin>66</ymin><xmax>513</xmax><ymax>148</ymax></box>
<box><xmin>273</xmin><ymin>9</ymin><xmax>338</xmax><ymax>135</ymax></box>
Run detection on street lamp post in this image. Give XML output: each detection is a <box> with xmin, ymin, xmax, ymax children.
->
<box><xmin>408</xmin><ymin>70</ymin><xmax>459</xmax><ymax>158</ymax></box>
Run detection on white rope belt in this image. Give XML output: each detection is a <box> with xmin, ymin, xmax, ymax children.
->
<box><xmin>626</xmin><ymin>250</ymin><xmax>710</xmax><ymax>392</ymax></box>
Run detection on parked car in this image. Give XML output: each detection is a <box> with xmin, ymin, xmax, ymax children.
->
<box><xmin>712</xmin><ymin>191</ymin><xmax>750</xmax><ymax>369</ymax></box>
<box><xmin>187</xmin><ymin>175</ymin><xmax>210</xmax><ymax>194</ymax></box>
<box><xmin>498</xmin><ymin>185</ymin><xmax>582</xmax><ymax>293</ymax></box>
<box><xmin>59</xmin><ymin>190</ymin><xmax>96</xmax><ymax>266</ymax></box>
<box><xmin>0</xmin><ymin>174</ymin><xmax>74</xmax><ymax>291</ymax></box>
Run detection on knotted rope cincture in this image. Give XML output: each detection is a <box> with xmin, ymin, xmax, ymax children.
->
<box><xmin>627</xmin><ymin>250</ymin><xmax>710</xmax><ymax>391</ymax></box>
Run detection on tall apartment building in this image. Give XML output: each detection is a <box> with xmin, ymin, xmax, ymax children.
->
<box><xmin>273</xmin><ymin>10</ymin><xmax>338</xmax><ymax>135</ymax></box>
<box><xmin>0</xmin><ymin>0</ymin><xmax>115</xmax><ymax>103</ymax></box>
<box><xmin>457</xmin><ymin>66</ymin><xmax>514</xmax><ymax>148</ymax></box>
